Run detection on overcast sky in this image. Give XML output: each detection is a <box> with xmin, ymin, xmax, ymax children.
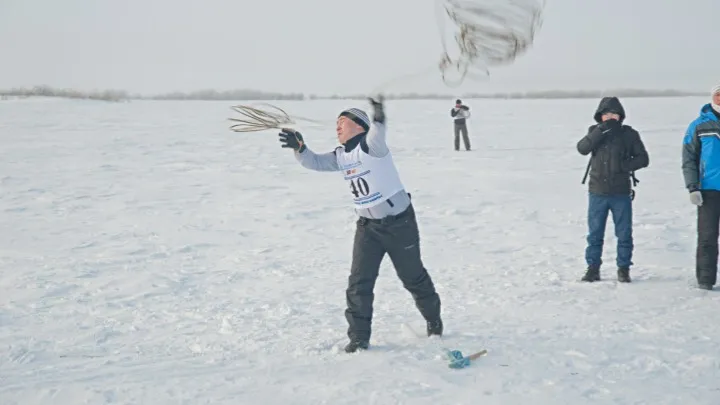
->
<box><xmin>0</xmin><ymin>0</ymin><xmax>717</xmax><ymax>95</ymax></box>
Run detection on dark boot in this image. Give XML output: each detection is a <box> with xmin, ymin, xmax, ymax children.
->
<box><xmin>617</xmin><ymin>267</ymin><xmax>631</xmax><ymax>283</ymax></box>
<box><xmin>698</xmin><ymin>283</ymin><xmax>713</xmax><ymax>291</ymax></box>
<box><xmin>427</xmin><ymin>319</ymin><xmax>443</xmax><ymax>337</ymax></box>
<box><xmin>344</xmin><ymin>340</ymin><xmax>369</xmax><ymax>353</ymax></box>
<box><xmin>581</xmin><ymin>266</ymin><xmax>600</xmax><ymax>282</ymax></box>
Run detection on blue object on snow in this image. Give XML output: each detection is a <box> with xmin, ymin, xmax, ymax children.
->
<box><xmin>446</xmin><ymin>349</ymin><xmax>471</xmax><ymax>369</ymax></box>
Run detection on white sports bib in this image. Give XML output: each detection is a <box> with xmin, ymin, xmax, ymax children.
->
<box><xmin>335</xmin><ymin>145</ymin><xmax>406</xmax><ymax>209</ymax></box>
<box><xmin>453</xmin><ymin>108</ymin><xmax>470</xmax><ymax>120</ymax></box>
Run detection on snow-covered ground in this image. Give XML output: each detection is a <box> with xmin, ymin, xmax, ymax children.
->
<box><xmin>1</xmin><ymin>96</ymin><xmax>719</xmax><ymax>404</ymax></box>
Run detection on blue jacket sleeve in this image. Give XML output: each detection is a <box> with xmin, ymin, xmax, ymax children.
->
<box><xmin>682</xmin><ymin>120</ymin><xmax>701</xmax><ymax>191</ymax></box>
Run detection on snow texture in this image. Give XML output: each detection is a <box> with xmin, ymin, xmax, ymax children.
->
<box><xmin>1</xmin><ymin>96</ymin><xmax>719</xmax><ymax>404</ymax></box>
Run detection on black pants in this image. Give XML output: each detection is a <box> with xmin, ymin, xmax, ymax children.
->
<box><xmin>697</xmin><ymin>190</ymin><xmax>720</xmax><ymax>285</ymax></box>
<box><xmin>454</xmin><ymin>123</ymin><xmax>470</xmax><ymax>150</ymax></box>
<box><xmin>345</xmin><ymin>204</ymin><xmax>441</xmax><ymax>342</ymax></box>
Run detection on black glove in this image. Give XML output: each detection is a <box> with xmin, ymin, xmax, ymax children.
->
<box><xmin>278</xmin><ymin>128</ymin><xmax>306</xmax><ymax>153</ymax></box>
<box><xmin>368</xmin><ymin>94</ymin><xmax>385</xmax><ymax>124</ymax></box>
<box><xmin>599</xmin><ymin>119</ymin><xmax>620</xmax><ymax>132</ymax></box>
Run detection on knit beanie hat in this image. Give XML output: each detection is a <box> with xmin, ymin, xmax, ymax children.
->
<box><xmin>712</xmin><ymin>85</ymin><xmax>720</xmax><ymax>114</ymax></box>
<box><xmin>338</xmin><ymin>108</ymin><xmax>370</xmax><ymax>132</ymax></box>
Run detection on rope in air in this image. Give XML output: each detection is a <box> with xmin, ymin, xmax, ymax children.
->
<box><xmin>228</xmin><ymin>0</ymin><xmax>546</xmax><ymax>133</ymax></box>
<box><xmin>228</xmin><ymin>103</ymin><xmax>325</xmax><ymax>133</ymax></box>
<box><xmin>436</xmin><ymin>0</ymin><xmax>545</xmax><ymax>87</ymax></box>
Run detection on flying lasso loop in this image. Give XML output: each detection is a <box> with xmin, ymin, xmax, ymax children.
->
<box><xmin>228</xmin><ymin>103</ymin><xmax>325</xmax><ymax>133</ymax></box>
<box><xmin>437</xmin><ymin>0</ymin><xmax>545</xmax><ymax>87</ymax></box>
<box><xmin>228</xmin><ymin>104</ymin><xmax>293</xmax><ymax>132</ymax></box>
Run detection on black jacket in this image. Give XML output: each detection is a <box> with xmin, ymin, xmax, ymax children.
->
<box><xmin>577</xmin><ymin>97</ymin><xmax>650</xmax><ymax>195</ymax></box>
<box><xmin>451</xmin><ymin>105</ymin><xmax>469</xmax><ymax>125</ymax></box>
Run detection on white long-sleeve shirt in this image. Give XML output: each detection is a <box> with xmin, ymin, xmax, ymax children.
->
<box><xmin>294</xmin><ymin>121</ymin><xmax>411</xmax><ymax>219</ymax></box>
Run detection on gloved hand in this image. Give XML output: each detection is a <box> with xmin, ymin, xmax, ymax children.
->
<box><xmin>603</xmin><ymin>119</ymin><xmax>621</xmax><ymax>131</ymax></box>
<box><xmin>599</xmin><ymin>119</ymin><xmax>620</xmax><ymax>132</ymax></box>
<box><xmin>278</xmin><ymin>128</ymin><xmax>306</xmax><ymax>153</ymax></box>
<box><xmin>368</xmin><ymin>94</ymin><xmax>385</xmax><ymax>123</ymax></box>
<box><xmin>690</xmin><ymin>190</ymin><xmax>703</xmax><ymax>206</ymax></box>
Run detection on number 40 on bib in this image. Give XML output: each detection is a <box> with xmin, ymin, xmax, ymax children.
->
<box><xmin>349</xmin><ymin>177</ymin><xmax>371</xmax><ymax>198</ymax></box>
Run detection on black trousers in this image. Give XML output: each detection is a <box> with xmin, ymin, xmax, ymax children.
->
<box><xmin>345</xmin><ymin>204</ymin><xmax>441</xmax><ymax>342</ymax></box>
<box><xmin>454</xmin><ymin>122</ymin><xmax>471</xmax><ymax>150</ymax></box>
<box><xmin>697</xmin><ymin>190</ymin><xmax>720</xmax><ymax>285</ymax></box>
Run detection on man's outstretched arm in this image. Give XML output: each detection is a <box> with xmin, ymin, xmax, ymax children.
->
<box><xmin>279</xmin><ymin>128</ymin><xmax>340</xmax><ymax>172</ymax></box>
<box><xmin>365</xmin><ymin>96</ymin><xmax>390</xmax><ymax>158</ymax></box>
<box><xmin>295</xmin><ymin>147</ymin><xmax>340</xmax><ymax>171</ymax></box>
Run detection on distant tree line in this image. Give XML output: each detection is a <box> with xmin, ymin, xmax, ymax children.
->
<box><xmin>148</xmin><ymin>88</ymin><xmax>304</xmax><ymax>101</ymax></box>
<box><xmin>313</xmin><ymin>89</ymin><xmax>706</xmax><ymax>100</ymax></box>
<box><xmin>0</xmin><ymin>85</ymin><xmax>130</xmax><ymax>102</ymax></box>
<box><xmin>470</xmin><ymin>89</ymin><xmax>706</xmax><ymax>100</ymax></box>
<box><xmin>0</xmin><ymin>85</ymin><xmax>707</xmax><ymax>102</ymax></box>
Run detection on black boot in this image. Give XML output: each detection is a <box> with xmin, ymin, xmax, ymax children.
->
<box><xmin>427</xmin><ymin>319</ymin><xmax>443</xmax><ymax>337</ymax></box>
<box><xmin>617</xmin><ymin>267</ymin><xmax>631</xmax><ymax>283</ymax></box>
<box><xmin>344</xmin><ymin>339</ymin><xmax>368</xmax><ymax>353</ymax></box>
<box><xmin>698</xmin><ymin>283</ymin><xmax>713</xmax><ymax>291</ymax></box>
<box><xmin>581</xmin><ymin>266</ymin><xmax>600</xmax><ymax>282</ymax></box>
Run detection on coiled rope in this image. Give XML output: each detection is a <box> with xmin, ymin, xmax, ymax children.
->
<box><xmin>228</xmin><ymin>103</ymin><xmax>325</xmax><ymax>133</ymax></box>
<box><xmin>437</xmin><ymin>0</ymin><xmax>546</xmax><ymax>87</ymax></box>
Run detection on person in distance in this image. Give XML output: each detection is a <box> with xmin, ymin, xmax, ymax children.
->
<box><xmin>450</xmin><ymin>99</ymin><xmax>471</xmax><ymax>151</ymax></box>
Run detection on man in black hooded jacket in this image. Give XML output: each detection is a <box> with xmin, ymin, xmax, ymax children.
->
<box><xmin>576</xmin><ymin>96</ymin><xmax>650</xmax><ymax>282</ymax></box>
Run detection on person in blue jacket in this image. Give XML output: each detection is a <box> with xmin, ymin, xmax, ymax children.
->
<box><xmin>682</xmin><ymin>85</ymin><xmax>720</xmax><ymax>290</ymax></box>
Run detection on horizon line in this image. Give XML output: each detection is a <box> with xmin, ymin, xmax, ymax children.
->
<box><xmin>0</xmin><ymin>85</ymin><xmax>710</xmax><ymax>102</ymax></box>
